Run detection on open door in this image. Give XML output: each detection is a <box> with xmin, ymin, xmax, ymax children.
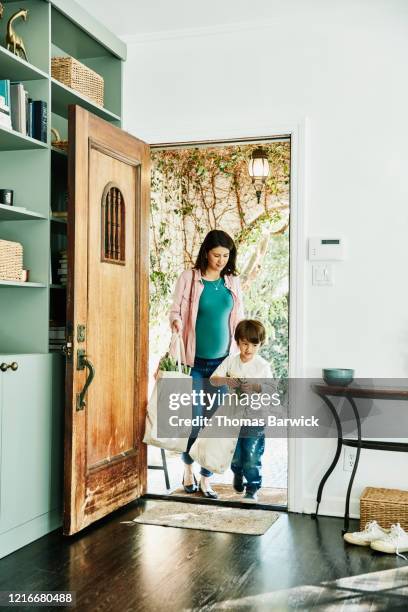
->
<box><xmin>63</xmin><ymin>105</ymin><xmax>149</xmax><ymax>535</ymax></box>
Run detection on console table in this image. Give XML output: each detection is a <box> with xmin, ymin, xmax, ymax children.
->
<box><xmin>310</xmin><ymin>383</ymin><xmax>408</xmax><ymax>533</ymax></box>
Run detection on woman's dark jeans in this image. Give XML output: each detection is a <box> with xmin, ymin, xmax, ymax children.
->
<box><xmin>181</xmin><ymin>355</ymin><xmax>226</xmax><ymax>477</ymax></box>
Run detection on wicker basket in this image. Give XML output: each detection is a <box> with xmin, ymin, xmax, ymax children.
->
<box><xmin>0</xmin><ymin>239</ymin><xmax>23</xmax><ymax>281</ymax></box>
<box><xmin>51</xmin><ymin>56</ymin><xmax>104</xmax><ymax>107</ymax></box>
<box><xmin>51</xmin><ymin>128</ymin><xmax>68</xmax><ymax>152</ymax></box>
<box><xmin>360</xmin><ymin>487</ymin><xmax>408</xmax><ymax>531</ymax></box>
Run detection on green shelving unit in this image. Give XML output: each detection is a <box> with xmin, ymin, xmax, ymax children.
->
<box><xmin>0</xmin><ymin>125</ymin><xmax>49</xmax><ymax>150</ymax></box>
<box><xmin>51</xmin><ymin>77</ymin><xmax>121</xmax><ymax>123</ymax></box>
<box><xmin>0</xmin><ymin>0</ymin><xmax>124</xmax><ymax>354</ymax></box>
<box><xmin>0</xmin><ymin>279</ymin><xmax>46</xmax><ymax>287</ymax></box>
<box><xmin>0</xmin><ymin>203</ymin><xmax>46</xmax><ymax>220</ymax></box>
<box><xmin>0</xmin><ymin>0</ymin><xmax>126</xmax><ymax>559</ymax></box>
<box><xmin>0</xmin><ymin>45</ymin><xmax>48</xmax><ymax>81</ymax></box>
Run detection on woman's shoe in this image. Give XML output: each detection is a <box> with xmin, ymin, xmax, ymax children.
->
<box><xmin>182</xmin><ymin>473</ymin><xmax>198</xmax><ymax>494</ymax></box>
<box><xmin>199</xmin><ymin>479</ymin><xmax>218</xmax><ymax>499</ymax></box>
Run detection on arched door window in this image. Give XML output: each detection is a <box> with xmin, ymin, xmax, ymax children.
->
<box><xmin>101</xmin><ymin>184</ymin><xmax>125</xmax><ymax>264</ymax></box>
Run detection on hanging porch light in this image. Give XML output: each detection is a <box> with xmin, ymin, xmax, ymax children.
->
<box><xmin>248</xmin><ymin>148</ymin><xmax>270</xmax><ymax>203</ymax></box>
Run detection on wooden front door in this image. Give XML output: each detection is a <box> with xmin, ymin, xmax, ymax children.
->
<box><xmin>63</xmin><ymin>106</ymin><xmax>149</xmax><ymax>535</ymax></box>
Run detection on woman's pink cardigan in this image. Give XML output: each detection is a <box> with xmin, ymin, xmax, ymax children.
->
<box><xmin>169</xmin><ymin>268</ymin><xmax>245</xmax><ymax>367</ymax></box>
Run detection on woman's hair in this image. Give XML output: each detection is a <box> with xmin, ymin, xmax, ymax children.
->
<box><xmin>194</xmin><ymin>229</ymin><xmax>238</xmax><ymax>276</ymax></box>
<box><xmin>234</xmin><ymin>319</ymin><xmax>266</xmax><ymax>345</ymax></box>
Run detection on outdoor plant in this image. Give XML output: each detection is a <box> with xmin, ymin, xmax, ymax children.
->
<box><xmin>158</xmin><ymin>353</ymin><xmax>191</xmax><ymax>376</ymax></box>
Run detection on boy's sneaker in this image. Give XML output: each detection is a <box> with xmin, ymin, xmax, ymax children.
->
<box><xmin>343</xmin><ymin>520</ymin><xmax>390</xmax><ymax>546</ymax></box>
<box><xmin>244</xmin><ymin>490</ymin><xmax>258</xmax><ymax>502</ymax></box>
<box><xmin>370</xmin><ymin>523</ymin><xmax>408</xmax><ymax>559</ymax></box>
<box><xmin>233</xmin><ymin>474</ymin><xmax>244</xmax><ymax>493</ymax></box>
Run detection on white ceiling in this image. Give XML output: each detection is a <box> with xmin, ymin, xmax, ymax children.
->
<box><xmin>74</xmin><ymin>0</ymin><xmax>281</xmax><ymax>37</ymax></box>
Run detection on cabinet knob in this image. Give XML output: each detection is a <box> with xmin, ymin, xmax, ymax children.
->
<box><xmin>0</xmin><ymin>362</ymin><xmax>18</xmax><ymax>372</ymax></box>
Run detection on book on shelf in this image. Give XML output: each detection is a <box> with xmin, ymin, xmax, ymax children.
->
<box><xmin>32</xmin><ymin>100</ymin><xmax>47</xmax><ymax>142</ymax></box>
<box><xmin>0</xmin><ymin>100</ymin><xmax>11</xmax><ymax>129</ymax></box>
<box><xmin>57</xmin><ymin>250</ymin><xmax>68</xmax><ymax>285</ymax></box>
<box><xmin>49</xmin><ymin>332</ymin><xmax>66</xmax><ymax>340</ymax></box>
<box><xmin>49</xmin><ymin>344</ymin><xmax>65</xmax><ymax>351</ymax></box>
<box><xmin>0</xmin><ymin>79</ymin><xmax>48</xmax><ymax>141</ymax></box>
<box><xmin>0</xmin><ymin>80</ymin><xmax>10</xmax><ymax>109</ymax></box>
<box><xmin>0</xmin><ymin>81</ymin><xmax>11</xmax><ymax>129</ymax></box>
<box><xmin>10</xmin><ymin>82</ymin><xmax>26</xmax><ymax>135</ymax></box>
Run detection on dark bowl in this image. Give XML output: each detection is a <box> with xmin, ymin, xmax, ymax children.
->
<box><xmin>323</xmin><ymin>368</ymin><xmax>354</xmax><ymax>386</ymax></box>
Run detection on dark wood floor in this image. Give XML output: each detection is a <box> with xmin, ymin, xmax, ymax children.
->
<box><xmin>0</xmin><ymin>499</ymin><xmax>407</xmax><ymax>611</ymax></box>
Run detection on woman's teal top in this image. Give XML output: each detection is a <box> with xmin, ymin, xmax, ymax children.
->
<box><xmin>195</xmin><ymin>278</ymin><xmax>234</xmax><ymax>359</ymax></box>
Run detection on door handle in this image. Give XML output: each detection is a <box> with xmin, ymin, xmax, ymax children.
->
<box><xmin>0</xmin><ymin>362</ymin><xmax>18</xmax><ymax>372</ymax></box>
<box><xmin>76</xmin><ymin>350</ymin><xmax>95</xmax><ymax>411</ymax></box>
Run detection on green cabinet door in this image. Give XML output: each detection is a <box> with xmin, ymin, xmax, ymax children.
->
<box><xmin>0</xmin><ymin>353</ymin><xmax>64</xmax><ymax>558</ymax></box>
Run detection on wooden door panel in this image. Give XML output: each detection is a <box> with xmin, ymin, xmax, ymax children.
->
<box><xmin>64</xmin><ymin>106</ymin><xmax>149</xmax><ymax>535</ymax></box>
<box><xmin>87</xmin><ymin>147</ymin><xmax>136</xmax><ymax>466</ymax></box>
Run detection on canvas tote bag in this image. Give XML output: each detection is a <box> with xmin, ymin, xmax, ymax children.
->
<box><xmin>189</xmin><ymin>393</ymin><xmax>245</xmax><ymax>474</ymax></box>
<box><xmin>143</xmin><ymin>333</ymin><xmax>192</xmax><ymax>453</ymax></box>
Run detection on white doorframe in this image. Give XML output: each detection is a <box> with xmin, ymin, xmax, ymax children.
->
<box><xmin>150</xmin><ymin>119</ymin><xmax>308</xmax><ymax>512</ymax></box>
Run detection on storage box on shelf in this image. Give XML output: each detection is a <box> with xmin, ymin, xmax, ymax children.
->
<box><xmin>0</xmin><ymin>238</ymin><xmax>23</xmax><ymax>281</ymax></box>
<box><xmin>51</xmin><ymin>56</ymin><xmax>104</xmax><ymax>107</ymax></box>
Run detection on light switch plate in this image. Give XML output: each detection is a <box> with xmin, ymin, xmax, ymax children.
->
<box><xmin>312</xmin><ymin>263</ymin><xmax>333</xmax><ymax>285</ymax></box>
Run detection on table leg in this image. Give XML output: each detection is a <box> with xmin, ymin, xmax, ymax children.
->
<box><xmin>311</xmin><ymin>394</ymin><xmax>343</xmax><ymax>520</ymax></box>
<box><xmin>343</xmin><ymin>397</ymin><xmax>361</xmax><ymax>534</ymax></box>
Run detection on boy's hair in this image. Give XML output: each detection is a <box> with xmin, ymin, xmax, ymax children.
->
<box><xmin>234</xmin><ymin>319</ymin><xmax>266</xmax><ymax>345</ymax></box>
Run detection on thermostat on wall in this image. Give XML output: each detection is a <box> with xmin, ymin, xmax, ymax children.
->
<box><xmin>308</xmin><ymin>237</ymin><xmax>344</xmax><ymax>261</ymax></box>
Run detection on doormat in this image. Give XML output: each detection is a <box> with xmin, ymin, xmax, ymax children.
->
<box><xmin>124</xmin><ymin>500</ymin><xmax>280</xmax><ymax>535</ymax></box>
<box><xmin>170</xmin><ymin>484</ymin><xmax>287</xmax><ymax>506</ymax></box>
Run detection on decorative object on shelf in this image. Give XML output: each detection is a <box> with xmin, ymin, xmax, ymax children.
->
<box><xmin>0</xmin><ymin>238</ymin><xmax>23</xmax><ymax>281</ymax></box>
<box><xmin>322</xmin><ymin>367</ymin><xmax>354</xmax><ymax>386</ymax></box>
<box><xmin>21</xmin><ymin>268</ymin><xmax>29</xmax><ymax>282</ymax></box>
<box><xmin>51</xmin><ymin>56</ymin><xmax>104</xmax><ymax>107</ymax></box>
<box><xmin>248</xmin><ymin>148</ymin><xmax>270</xmax><ymax>203</ymax></box>
<box><xmin>51</xmin><ymin>127</ymin><xmax>68</xmax><ymax>152</ymax></box>
<box><xmin>5</xmin><ymin>8</ymin><xmax>29</xmax><ymax>62</ymax></box>
<box><xmin>360</xmin><ymin>487</ymin><xmax>408</xmax><ymax>532</ymax></box>
<box><xmin>0</xmin><ymin>188</ymin><xmax>13</xmax><ymax>206</ymax></box>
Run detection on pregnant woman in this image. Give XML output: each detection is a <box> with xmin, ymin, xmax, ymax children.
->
<box><xmin>169</xmin><ymin>229</ymin><xmax>244</xmax><ymax>498</ymax></box>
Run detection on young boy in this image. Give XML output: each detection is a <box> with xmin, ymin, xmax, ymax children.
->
<box><xmin>210</xmin><ymin>319</ymin><xmax>273</xmax><ymax>501</ymax></box>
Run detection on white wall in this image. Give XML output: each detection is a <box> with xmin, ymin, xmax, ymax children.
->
<box><xmin>122</xmin><ymin>0</ymin><xmax>408</xmax><ymax>516</ymax></box>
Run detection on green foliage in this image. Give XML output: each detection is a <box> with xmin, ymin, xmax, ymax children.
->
<box><xmin>238</xmin><ymin>227</ymin><xmax>289</xmax><ymax>378</ymax></box>
<box><xmin>158</xmin><ymin>353</ymin><xmax>191</xmax><ymax>375</ymax></box>
<box><xmin>149</xmin><ymin>143</ymin><xmax>290</xmax><ymax>377</ymax></box>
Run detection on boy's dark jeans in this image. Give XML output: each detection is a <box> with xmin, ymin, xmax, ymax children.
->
<box><xmin>231</xmin><ymin>434</ymin><xmax>265</xmax><ymax>492</ymax></box>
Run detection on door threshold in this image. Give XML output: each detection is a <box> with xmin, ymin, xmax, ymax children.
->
<box><xmin>143</xmin><ymin>492</ymin><xmax>288</xmax><ymax>512</ymax></box>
